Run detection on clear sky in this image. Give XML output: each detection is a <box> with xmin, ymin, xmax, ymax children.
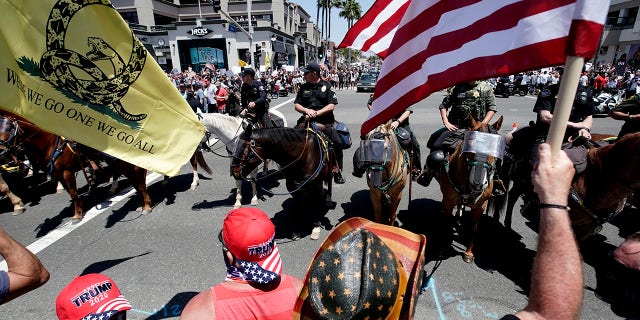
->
<box><xmin>294</xmin><ymin>0</ymin><xmax>375</xmax><ymax>44</ymax></box>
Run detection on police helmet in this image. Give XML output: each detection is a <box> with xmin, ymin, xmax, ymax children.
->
<box><xmin>426</xmin><ymin>150</ymin><xmax>447</xmax><ymax>169</ymax></box>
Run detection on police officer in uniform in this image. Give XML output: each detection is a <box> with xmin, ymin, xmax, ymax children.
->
<box><xmin>353</xmin><ymin>93</ymin><xmax>421</xmax><ymax>179</ymax></box>
<box><xmin>533</xmin><ymin>79</ymin><xmax>593</xmax><ymax>143</ymax></box>
<box><xmin>294</xmin><ymin>62</ymin><xmax>345</xmax><ymax>184</ymax></box>
<box><xmin>417</xmin><ymin>80</ymin><xmax>497</xmax><ymax>187</ymax></box>
<box><xmin>240</xmin><ymin>68</ymin><xmax>270</xmax><ymax>128</ymax></box>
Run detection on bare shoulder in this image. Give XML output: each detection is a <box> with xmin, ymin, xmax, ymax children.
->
<box><xmin>180</xmin><ymin>289</ymin><xmax>215</xmax><ymax>320</ymax></box>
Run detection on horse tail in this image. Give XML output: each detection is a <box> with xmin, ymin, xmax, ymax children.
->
<box><xmin>195</xmin><ymin>150</ymin><xmax>212</xmax><ymax>174</ymax></box>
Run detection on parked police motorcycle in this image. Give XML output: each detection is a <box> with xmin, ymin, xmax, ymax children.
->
<box><xmin>593</xmin><ymin>89</ymin><xmax>624</xmax><ymax>116</ymax></box>
<box><xmin>494</xmin><ymin>77</ymin><xmax>515</xmax><ymax>98</ymax></box>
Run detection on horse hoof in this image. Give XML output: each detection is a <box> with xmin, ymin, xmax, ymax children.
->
<box><xmin>250</xmin><ymin>199</ymin><xmax>259</xmax><ymax>206</ymax></box>
<box><xmin>292</xmin><ymin>232</ymin><xmax>301</xmax><ymax>241</ymax></box>
<box><xmin>233</xmin><ymin>202</ymin><xmax>241</xmax><ymax>209</ymax></box>
<box><xmin>190</xmin><ymin>184</ymin><xmax>198</xmax><ymax>191</ymax></box>
<box><xmin>71</xmin><ymin>217</ymin><xmax>83</xmax><ymax>225</ymax></box>
<box><xmin>310</xmin><ymin>227</ymin><xmax>321</xmax><ymax>240</ymax></box>
<box><xmin>12</xmin><ymin>208</ymin><xmax>26</xmax><ymax>216</ymax></box>
<box><xmin>141</xmin><ymin>209</ymin><xmax>152</xmax><ymax>215</ymax></box>
<box><xmin>462</xmin><ymin>254</ymin><xmax>474</xmax><ymax>263</ymax></box>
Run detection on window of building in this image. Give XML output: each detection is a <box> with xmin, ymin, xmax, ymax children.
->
<box><xmin>154</xmin><ymin>14</ymin><xmax>176</xmax><ymax>25</ymax></box>
<box><xmin>119</xmin><ymin>11</ymin><xmax>139</xmax><ymax>24</ymax></box>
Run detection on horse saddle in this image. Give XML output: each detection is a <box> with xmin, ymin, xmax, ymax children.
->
<box><xmin>395</xmin><ymin>127</ymin><xmax>412</xmax><ymax>148</ymax></box>
<box><xmin>560</xmin><ymin>139</ymin><xmax>588</xmax><ymax>174</ymax></box>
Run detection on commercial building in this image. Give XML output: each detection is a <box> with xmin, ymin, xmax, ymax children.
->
<box><xmin>112</xmin><ymin>0</ymin><xmax>324</xmax><ymax>74</ymax></box>
<box><xmin>596</xmin><ymin>0</ymin><xmax>640</xmax><ymax>70</ymax></box>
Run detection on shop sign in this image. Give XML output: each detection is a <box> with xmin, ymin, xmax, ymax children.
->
<box><xmin>276</xmin><ymin>52</ymin><xmax>287</xmax><ymax>64</ymax></box>
<box><xmin>188</xmin><ymin>27</ymin><xmax>211</xmax><ymax>37</ymax></box>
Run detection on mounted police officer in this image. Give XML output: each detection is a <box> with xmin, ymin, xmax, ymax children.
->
<box><xmin>353</xmin><ymin>93</ymin><xmax>422</xmax><ymax>179</ymax></box>
<box><xmin>532</xmin><ymin>80</ymin><xmax>593</xmax><ymax>143</ymax></box>
<box><xmin>294</xmin><ymin>62</ymin><xmax>345</xmax><ymax>184</ymax></box>
<box><xmin>240</xmin><ymin>68</ymin><xmax>270</xmax><ymax>128</ymax></box>
<box><xmin>417</xmin><ymin>80</ymin><xmax>498</xmax><ymax>188</ymax></box>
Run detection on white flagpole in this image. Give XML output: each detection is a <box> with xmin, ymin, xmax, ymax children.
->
<box><xmin>545</xmin><ymin>55</ymin><xmax>584</xmax><ymax>159</ymax></box>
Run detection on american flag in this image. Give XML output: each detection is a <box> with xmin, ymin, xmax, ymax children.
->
<box><xmin>338</xmin><ymin>0</ymin><xmax>409</xmax><ymax>58</ymax></box>
<box><xmin>351</xmin><ymin>0</ymin><xmax>610</xmax><ymax>136</ymax></box>
<box><xmin>237</xmin><ymin>246</ymin><xmax>282</xmax><ymax>284</ymax></box>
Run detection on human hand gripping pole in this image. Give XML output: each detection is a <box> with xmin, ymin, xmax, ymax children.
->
<box><xmin>546</xmin><ymin>56</ymin><xmax>583</xmax><ymax>159</ymax></box>
<box><xmin>531</xmin><ymin>143</ymin><xmax>574</xmax><ymax>207</ymax></box>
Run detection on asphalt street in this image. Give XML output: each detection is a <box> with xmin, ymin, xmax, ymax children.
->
<box><xmin>0</xmin><ymin>88</ymin><xmax>636</xmax><ymax>319</ymax></box>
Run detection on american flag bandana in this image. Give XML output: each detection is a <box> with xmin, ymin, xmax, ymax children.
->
<box><xmin>80</xmin><ymin>296</ymin><xmax>131</xmax><ymax>320</ymax></box>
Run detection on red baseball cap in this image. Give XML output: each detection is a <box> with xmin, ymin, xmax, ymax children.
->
<box><xmin>56</xmin><ymin>274</ymin><xmax>131</xmax><ymax>320</ymax></box>
<box><xmin>222</xmin><ymin>208</ymin><xmax>282</xmax><ymax>283</ymax></box>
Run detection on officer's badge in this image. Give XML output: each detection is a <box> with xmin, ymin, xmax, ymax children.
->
<box><xmin>472</xmin><ymin>91</ymin><xmax>480</xmax><ymax>98</ymax></box>
<box><xmin>540</xmin><ymin>89</ymin><xmax>551</xmax><ymax>97</ymax></box>
<box><xmin>321</xmin><ymin>85</ymin><xmax>326</xmax><ymax>92</ymax></box>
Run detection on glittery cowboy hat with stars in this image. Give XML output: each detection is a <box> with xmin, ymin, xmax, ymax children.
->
<box><xmin>294</xmin><ymin>217</ymin><xmax>426</xmax><ymax>319</ymax></box>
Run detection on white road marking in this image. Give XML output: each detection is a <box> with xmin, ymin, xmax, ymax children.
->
<box><xmin>0</xmin><ymin>172</ymin><xmax>163</xmax><ymax>270</ymax></box>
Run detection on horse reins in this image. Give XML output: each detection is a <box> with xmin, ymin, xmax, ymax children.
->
<box><xmin>568</xmin><ymin>187</ymin><xmax>624</xmax><ymax>228</ymax></box>
<box><xmin>248</xmin><ymin>124</ymin><xmax>328</xmax><ymax>195</ymax></box>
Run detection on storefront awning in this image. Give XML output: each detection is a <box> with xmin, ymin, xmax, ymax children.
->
<box><xmin>273</xmin><ymin>42</ymin><xmax>286</xmax><ymax>53</ymax></box>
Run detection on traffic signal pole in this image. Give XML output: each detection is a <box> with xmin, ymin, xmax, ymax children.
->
<box><xmin>210</xmin><ymin>0</ymin><xmax>254</xmax><ymax>67</ymax></box>
<box><xmin>248</xmin><ymin>0</ymin><xmax>254</xmax><ymax>68</ymax></box>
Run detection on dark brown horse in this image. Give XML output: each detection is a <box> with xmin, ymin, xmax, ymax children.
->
<box><xmin>232</xmin><ymin>125</ymin><xmax>334</xmax><ymax>240</ymax></box>
<box><xmin>0</xmin><ymin>116</ymin><xmax>151</xmax><ymax>222</ymax></box>
<box><xmin>436</xmin><ymin>116</ymin><xmax>504</xmax><ymax>263</ymax></box>
<box><xmin>494</xmin><ymin>128</ymin><xmax>629</xmax><ymax>240</ymax></box>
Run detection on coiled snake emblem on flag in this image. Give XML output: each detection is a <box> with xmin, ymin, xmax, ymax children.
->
<box><xmin>39</xmin><ymin>0</ymin><xmax>147</xmax><ymax>122</ymax></box>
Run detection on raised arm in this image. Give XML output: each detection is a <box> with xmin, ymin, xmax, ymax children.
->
<box><xmin>515</xmin><ymin>143</ymin><xmax>582</xmax><ymax>320</ymax></box>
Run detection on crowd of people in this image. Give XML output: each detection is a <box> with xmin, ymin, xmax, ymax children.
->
<box><xmin>167</xmin><ymin>64</ymin><xmax>378</xmax><ymax>115</ymax></box>
<box><xmin>0</xmin><ymin>145</ymin><xmax>589</xmax><ymax>320</ymax></box>
<box><xmin>3</xmin><ymin>58</ymin><xmax>640</xmax><ymax>319</ymax></box>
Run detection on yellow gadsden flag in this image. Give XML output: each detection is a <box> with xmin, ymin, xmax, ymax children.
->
<box><xmin>0</xmin><ymin>0</ymin><xmax>205</xmax><ymax>176</ymax></box>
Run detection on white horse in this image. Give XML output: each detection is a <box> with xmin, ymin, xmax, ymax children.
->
<box><xmin>198</xmin><ymin>111</ymin><xmax>287</xmax><ymax>208</ymax></box>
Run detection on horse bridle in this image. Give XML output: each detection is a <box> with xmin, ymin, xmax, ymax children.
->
<box><xmin>237</xmin><ymin>126</ymin><xmax>327</xmax><ymax>195</ymax></box>
<box><xmin>367</xmin><ymin>129</ymin><xmax>408</xmax><ymax>192</ymax></box>
<box><xmin>0</xmin><ymin>117</ymin><xmax>19</xmax><ymax>154</ymax></box>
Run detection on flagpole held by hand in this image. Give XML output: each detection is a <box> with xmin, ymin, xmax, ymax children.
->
<box><xmin>545</xmin><ymin>56</ymin><xmax>584</xmax><ymax>159</ymax></box>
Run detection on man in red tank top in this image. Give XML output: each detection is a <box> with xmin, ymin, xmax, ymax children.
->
<box><xmin>181</xmin><ymin>208</ymin><xmax>302</xmax><ymax>320</ymax></box>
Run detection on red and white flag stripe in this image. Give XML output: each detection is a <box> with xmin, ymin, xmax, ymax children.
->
<box><xmin>262</xmin><ymin>246</ymin><xmax>283</xmax><ymax>275</ymax></box>
<box><xmin>96</xmin><ymin>296</ymin><xmax>132</xmax><ymax>313</ymax></box>
<box><xmin>337</xmin><ymin>0</ymin><xmax>410</xmax><ymax>58</ymax></box>
<box><xmin>361</xmin><ymin>0</ymin><xmax>609</xmax><ymax>136</ymax></box>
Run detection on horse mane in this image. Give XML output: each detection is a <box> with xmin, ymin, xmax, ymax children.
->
<box><xmin>199</xmin><ymin>113</ymin><xmax>243</xmax><ymax>144</ymax></box>
<box><xmin>255</xmin><ymin>127</ymin><xmax>308</xmax><ymax>144</ymax></box>
<box><xmin>588</xmin><ymin>132</ymin><xmax>640</xmax><ymax>183</ymax></box>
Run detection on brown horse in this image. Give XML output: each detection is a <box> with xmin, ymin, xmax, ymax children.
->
<box><xmin>361</xmin><ymin>121</ymin><xmax>409</xmax><ymax>224</ymax></box>
<box><xmin>0</xmin><ymin>116</ymin><xmax>151</xmax><ymax>222</ymax></box>
<box><xmin>0</xmin><ymin>173</ymin><xmax>25</xmax><ymax>215</ymax></box>
<box><xmin>565</xmin><ymin>133</ymin><xmax>640</xmax><ymax>239</ymax></box>
<box><xmin>436</xmin><ymin>116</ymin><xmax>504</xmax><ymax>263</ymax></box>
<box><xmin>494</xmin><ymin>128</ymin><xmax>625</xmax><ymax>240</ymax></box>
<box><xmin>232</xmin><ymin>125</ymin><xmax>333</xmax><ymax>240</ymax></box>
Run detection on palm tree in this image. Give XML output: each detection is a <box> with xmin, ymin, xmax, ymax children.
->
<box><xmin>317</xmin><ymin>0</ymin><xmax>344</xmax><ymax>42</ymax></box>
<box><xmin>338</xmin><ymin>0</ymin><xmax>362</xmax><ymax>64</ymax></box>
